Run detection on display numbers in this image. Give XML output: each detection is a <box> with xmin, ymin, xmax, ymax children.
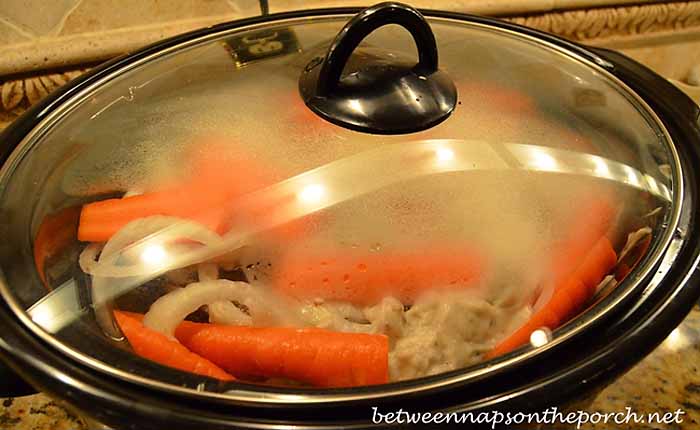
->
<box><xmin>224</xmin><ymin>27</ymin><xmax>301</xmax><ymax>67</ymax></box>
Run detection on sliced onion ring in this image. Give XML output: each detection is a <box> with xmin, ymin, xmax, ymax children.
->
<box><xmin>144</xmin><ymin>280</ymin><xmax>254</xmax><ymax>338</ymax></box>
<box><xmin>78</xmin><ymin>243</ymin><xmax>103</xmax><ymax>273</ymax></box>
<box><xmin>83</xmin><ymin>216</ymin><xmax>223</xmax><ymax>278</ymax></box>
<box><xmin>208</xmin><ymin>300</ymin><xmax>252</xmax><ymax>326</ymax></box>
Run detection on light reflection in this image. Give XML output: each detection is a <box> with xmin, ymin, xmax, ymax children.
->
<box><xmin>299</xmin><ymin>183</ymin><xmax>325</xmax><ymax>204</ymax></box>
<box><xmin>31</xmin><ymin>307</ymin><xmax>54</xmax><ymax>329</ymax></box>
<box><xmin>531</xmin><ymin>149</ymin><xmax>557</xmax><ymax>170</ymax></box>
<box><xmin>348</xmin><ymin>99</ymin><xmax>365</xmax><ymax>115</ymax></box>
<box><xmin>625</xmin><ymin>165</ymin><xmax>640</xmax><ymax>186</ymax></box>
<box><xmin>435</xmin><ymin>147</ymin><xmax>455</xmax><ymax>165</ymax></box>
<box><xmin>140</xmin><ymin>244</ymin><xmax>168</xmax><ymax>266</ymax></box>
<box><xmin>593</xmin><ymin>156</ymin><xmax>611</xmax><ymax>178</ymax></box>
<box><xmin>27</xmin><ymin>279</ymin><xmax>85</xmax><ymax>333</ymax></box>
<box><xmin>644</xmin><ymin>174</ymin><xmax>660</xmax><ymax>195</ymax></box>
<box><xmin>663</xmin><ymin>327</ymin><xmax>688</xmax><ymax>351</ymax></box>
<box><xmin>530</xmin><ymin>327</ymin><xmax>552</xmax><ymax>348</ymax></box>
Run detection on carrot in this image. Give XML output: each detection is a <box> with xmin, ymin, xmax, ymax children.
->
<box><xmin>177</xmin><ymin>323</ymin><xmax>389</xmax><ymax>388</ymax></box>
<box><xmin>78</xmin><ymin>139</ymin><xmax>282</xmax><ymax>242</ymax></box>
<box><xmin>79</xmin><ymin>190</ymin><xmax>191</xmax><ymax>242</ymax></box>
<box><xmin>548</xmin><ymin>196</ymin><xmax>616</xmax><ymax>289</ymax></box>
<box><xmin>486</xmin><ymin>236</ymin><xmax>617</xmax><ymax>359</ymax></box>
<box><xmin>573</xmin><ymin>236</ymin><xmax>618</xmax><ymax>292</ymax></box>
<box><xmin>113</xmin><ymin>310</ymin><xmax>234</xmax><ymax>381</ymax></box>
<box><xmin>272</xmin><ymin>246</ymin><xmax>486</xmax><ymax>306</ymax></box>
<box><xmin>33</xmin><ymin>206</ymin><xmax>81</xmax><ymax>289</ymax></box>
<box><xmin>114</xmin><ymin>312</ymin><xmax>387</xmax><ymax>387</ymax></box>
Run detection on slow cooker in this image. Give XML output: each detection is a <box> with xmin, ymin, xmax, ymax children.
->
<box><xmin>1</xmin><ymin>3</ymin><xmax>699</xmax><ymax>429</ymax></box>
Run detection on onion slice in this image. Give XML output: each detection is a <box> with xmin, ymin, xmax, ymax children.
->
<box><xmin>143</xmin><ymin>279</ymin><xmax>302</xmax><ymax>337</ymax></box>
<box><xmin>208</xmin><ymin>300</ymin><xmax>252</xmax><ymax>326</ymax></box>
<box><xmin>78</xmin><ymin>243</ymin><xmax>103</xmax><ymax>273</ymax></box>
<box><xmin>144</xmin><ymin>280</ymin><xmax>254</xmax><ymax>338</ymax></box>
<box><xmin>196</xmin><ymin>262</ymin><xmax>253</xmax><ymax>325</ymax></box>
<box><xmin>84</xmin><ymin>216</ymin><xmax>223</xmax><ymax>278</ymax></box>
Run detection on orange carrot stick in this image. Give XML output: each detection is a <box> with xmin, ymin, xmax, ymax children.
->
<box><xmin>486</xmin><ymin>236</ymin><xmax>617</xmax><ymax>359</ymax></box>
<box><xmin>272</xmin><ymin>246</ymin><xmax>486</xmax><ymax>306</ymax></box>
<box><xmin>78</xmin><ymin>139</ymin><xmax>283</xmax><ymax>242</ymax></box>
<box><xmin>572</xmin><ymin>236</ymin><xmax>618</xmax><ymax>293</ymax></box>
<box><xmin>79</xmin><ymin>190</ymin><xmax>190</xmax><ymax>242</ymax></box>
<box><xmin>77</xmin><ymin>138</ymin><xmax>319</xmax><ymax>243</ymax></box>
<box><xmin>176</xmin><ymin>323</ymin><xmax>389</xmax><ymax>388</ymax></box>
<box><xmin>33</xmin><ymin>206</ymin><xmax>81</xmax><ymax>289</ymax></box>
<box><xmin>113</xmin><ymin>311</ymin><xmax>234</xmax><ymax>381</ymax></box>
<box><xmin>548</xmin><ymin>196</ymin><xmax>616</xmax><ymax>288</ymax></box>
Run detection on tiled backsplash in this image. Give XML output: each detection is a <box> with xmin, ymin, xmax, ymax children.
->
<box><xmin>0</xmin><ymin>0</ymin><xmax>81</xmax><ymax>43</ymax></box>
<box><xmin>1</xmin><ymin>0</ymin><xmax>676</xmax><ymax>77</ymax></box>
<box><xmin>0</xmin><ymin>0</ymin><xmax>261</xmax><ymax>76</ymax></box>
<box><xmin>0</xmin><ymin>0</ymin><xmax>659</xmax><ymax>43</ymax></box>
<box><xmin>0</xmin><ymin>0</ymin><xmax>258</xmax><ymax>44</ymax></box>
<box><xmin>0</xmin><ymin>0</ymin><xmax>653</xmax><ymax>45</ymax></box>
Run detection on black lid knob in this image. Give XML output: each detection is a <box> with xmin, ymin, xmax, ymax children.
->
<box><xmin>299</xmin><ymin>2</ymin><xmax>457</xmax><ymax>135</ymax></box>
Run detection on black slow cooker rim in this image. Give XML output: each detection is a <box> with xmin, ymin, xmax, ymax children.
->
<box><xmin>0</xmin><ymin>6</ymin><xmax>699</xmax><ymax>429</ymax></box>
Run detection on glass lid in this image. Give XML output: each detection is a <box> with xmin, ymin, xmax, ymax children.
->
<box><xmin>0</xmin><ymin>2</ymin><xmax>680</xmax><ymax>398</ymax></box>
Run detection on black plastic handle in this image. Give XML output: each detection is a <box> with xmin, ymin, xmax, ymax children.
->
<box><xmin>316</xmin><ymin>2</ymin><xmax>438</xmax><ymax>96</ymax></box>
<box><xmin>299</xmin><ymin>2</ymin><xmax>456</xmax><ymax>135</ymax></box>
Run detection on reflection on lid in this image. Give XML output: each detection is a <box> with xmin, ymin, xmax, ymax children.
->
<box><xmin>24</xmin><ymin>138</ymin><xmax>669</xmax><ymax>343</ymax></box>
<box><xmin>298</xmin><ymin>183</ymin><xmax>326</xmax><ymax>205</ymax></box>
<box><xmin>625</xmin><ymin>165</ymin><xmax>641</xmax><ymax>187</ymax></box>
<box><xmin>645</xmin><ymin>174</ymin><xmax>661</xmax><ymax>195</ymax></box>
<box><xmin>529</xmin><ymin>327</ymin><xmax>553</xmax><ymax>348</ymax></box>
<box><xmin>348</xmin><ymin>99</ymin><xmax>366</xmax><ymax>115</ymax></box>
<box><xmin>28</xmin><ymin>280</ymin><xmax>85</xmax><ymax>333</ymax></box>
<box><xmin>79</xmin><ymin>139</ymin><xmax>672</xmax><ymax>288</ymax></box>
<box><xmin>593</xmin><ymin>157</ymin><xmax>611</xmax><ymax>178</ymax></box>
<box><xmin>141</xmin><ymin>244</ymin><xmax>168</xmax><ymax>266</ymax></box>
<box><xmin>531</xmin><ymin>148</ymin><xmax>558</xmax><ymax>171</ymax></box>
<box><xmin>435</xmin><ymin>146</ymin><xmax>455</xmax><ymax>165</ymax></box>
